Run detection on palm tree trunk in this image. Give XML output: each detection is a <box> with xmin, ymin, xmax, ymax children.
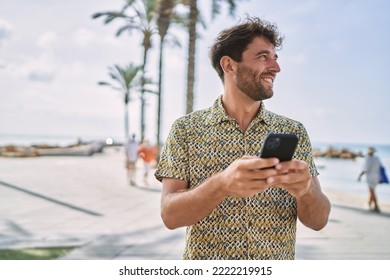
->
<box><xmin>156</xmin><ymin>0</ymin><xmax>174</xmax><ymax>150</ymax></box>
<box><xmin>140</xmin><ymin>91</ymin><xmax>146</xmax><ymax>143</ymax></box>
<box><xmin>124</xmin><ymin>102</ymin><xmax>130</xmax><ymax>145</ymax></box>
<box><xmin>185</xmin><ymin>0</ymin><xmax>198</xmax><ymax>114</ymax></box>
<box><xmin>157</xmin><ymin>37</ymin><xmax>164</xmax><ymax>150</ymax></box>
<box><xmin>140</xmin><ymin>47</ymin><xmax>149</xmax><ymax>143</ymax></box>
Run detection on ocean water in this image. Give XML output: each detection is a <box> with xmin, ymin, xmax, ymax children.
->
<box><xmin>1</xmin><ymin>134</ymin><xmax>389</xmax><ymax>202</ymax></box>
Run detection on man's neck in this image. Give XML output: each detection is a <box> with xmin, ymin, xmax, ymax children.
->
<box><xmin>221</xmin><ymin>92</ymin><xmax>261</xmax><ymax>133</ymax></box>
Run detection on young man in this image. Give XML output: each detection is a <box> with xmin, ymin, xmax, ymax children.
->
<box><xmin>155</xmin><ymin>17</ymin><xmax>330</xmax><ymax>260</ymax></box>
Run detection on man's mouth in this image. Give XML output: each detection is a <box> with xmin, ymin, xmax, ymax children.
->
<box><xmin>261</xmin><ymin>77</ymin><xmax>275</xmax><ymax>86</ymax></box>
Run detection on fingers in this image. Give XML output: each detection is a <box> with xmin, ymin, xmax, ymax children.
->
<box><xmin>267</xmin><ymin>170</ymin><xmax>309</xmax><ymax>185</ymax></box>
<box><xmin>274</xmin><ymin>159</ymin><xmax>307</xmax><ymax>172</ymax></box>
<box><xmin>225</xmin><ymin>157</ymin><xmax>310</xmax><ymax>198</ymax></box>
<box><xmin>250</xmin><ymin>167</ymin><xmax>280</xmax><ymax>180</ymax></box>
<box><xmin>264</xmin><ymin>159</ymin><xmax>311</xmax><ymax>198</ymax></box>
<box><xmin>240</xmin><ymin>156</ymin><xmax>280</xmax><ymax>170</ymax></box>
<box><xmin>266</xmin><ymin>160</ymin><xmax>310</xmax><ymax>185</ymax></box>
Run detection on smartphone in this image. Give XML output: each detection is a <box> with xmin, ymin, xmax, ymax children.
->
<box><xmin>260</xmin><ymin>133</ymin><xmax>299</xmax><ymax>162</ymax></box>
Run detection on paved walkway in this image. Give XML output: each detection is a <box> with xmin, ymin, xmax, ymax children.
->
<box><xmin>0</xmin><ymin>147</ymin><xmax>390</xmax><ymax>260</ymax></box>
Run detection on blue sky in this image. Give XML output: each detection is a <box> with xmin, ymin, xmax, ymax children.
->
<box><xmin>1</xmin><ymin>0</ymin><xmax>389</xmax><ymax>145</ymax></box>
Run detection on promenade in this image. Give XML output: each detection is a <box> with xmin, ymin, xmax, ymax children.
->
<box><xmin>0</xmin><ymin>146</ymin><xmax>390</xmax><ymax>260</ymax></box>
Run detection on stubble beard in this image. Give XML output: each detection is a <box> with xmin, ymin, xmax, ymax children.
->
<box><xmin>235</xmin><ymin>64</ymin><xmax>274</xmax><ymax>101</ymax></box>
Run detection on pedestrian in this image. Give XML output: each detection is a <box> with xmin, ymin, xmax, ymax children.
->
<box><xmin>155</xmin><ymin>17</ymin><xmax>330</xmax><ymax>260</ymax></box>
<box><xmin>139</xmin><ymin>140</ymin><xmax>157</xmax><ymax>186</ymax></box>
<box><xmin>358</xmin><ymin>147</ymin><xmax>382</xmax><ymax>212</ymax></box>
<box><xmin>125</xmin><ymin>134</ymin><xmax>139</xmax><ymax>186</ymax></box>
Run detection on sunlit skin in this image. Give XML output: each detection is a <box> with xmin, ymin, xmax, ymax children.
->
<box><xmin>220</xmin><ymin>36</ymin><xmax>281</xmax><ymax>132</ymax></box>
<box><xmin>234</xmin><ymin>38</ymin><xmax>280</xmax><ymax>102</ymax></box>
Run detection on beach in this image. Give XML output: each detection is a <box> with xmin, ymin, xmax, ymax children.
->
<box><xmin>1</xmin><ymin>146</ymin><xmax>390</xmax><ymax>260</ymax></box>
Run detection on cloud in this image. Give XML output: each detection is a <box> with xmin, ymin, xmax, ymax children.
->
<box><xmin>27</xmin><ymin>71</ymin><xmax>54</xmax><ymax>82</ymax></box>
<box><xmin>18</xmin><ymin>53</ymin><xmax>57</xmax><ymax>82</ymax></box>
<box><xmin>72</xmin><ymin>28</ymin><xmax>125</xmax><ymax>48</ymax></box>
<box><xmin>72</xmin><ymin>28</ymin><xmax>96</xmax><ymax>47</ymax></box>
<box><xmin>36</xmin><ymin>31</ymin><xmax>58</xmax><ymax>49</ymax></box>
<box><xmin>0</xmin><ymin>18</ymin><xmax>13</xmax><ymax>45</ymax></box>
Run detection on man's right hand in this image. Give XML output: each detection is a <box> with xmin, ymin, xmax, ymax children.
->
<box><xmin>219</xmin><ymin>156</ymin><xmax>280</xmax><ymax>198</ymax></box>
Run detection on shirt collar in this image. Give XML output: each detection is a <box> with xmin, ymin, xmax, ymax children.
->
<box><xmin>205</xmin><ymin>95</ymin><xmax>272</xmax><ymax>126</ymax></box>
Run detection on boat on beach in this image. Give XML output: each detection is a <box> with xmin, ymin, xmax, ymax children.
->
<box><xmin>35</xmin><ymin>143</ymin><xmax>96</xmax><ymax>156</ymax></box>
<box><xmin>0</xmin><ymin>141</ymin><xmax>105</xmax><ymax>157</ymax></box>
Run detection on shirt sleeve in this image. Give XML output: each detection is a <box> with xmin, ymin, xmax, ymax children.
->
<box><xmin>154</xmin><ymin>117</ymin><xmax>190</xmax><ymax>183</ymax></box>
<box><xmin>293</xmin><ymin>123</ymin><xmax>319</xmax><ymax>177</ymax></box>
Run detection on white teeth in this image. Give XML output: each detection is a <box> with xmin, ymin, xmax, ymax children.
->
<box><xmin>263</xmin><ymin>78</ymin><xmax>273</xmax><ymax>84</ymax></box>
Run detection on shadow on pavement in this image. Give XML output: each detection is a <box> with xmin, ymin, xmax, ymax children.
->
<box><xmin>0</xmin><ymin>180</ymin><xmax>102</xmax><ymax>217</ymax></box>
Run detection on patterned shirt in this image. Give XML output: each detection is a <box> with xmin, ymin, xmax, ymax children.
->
<box><xmin>155</xmin><ymin>96</ymin><xmax>318</xmax><ymax>260</ymax></box>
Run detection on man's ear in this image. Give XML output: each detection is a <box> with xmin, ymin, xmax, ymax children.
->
<box><xmin>220</xmin><ymin>56</ymin><xmax>237</xmax><ymax>77</ymax></box>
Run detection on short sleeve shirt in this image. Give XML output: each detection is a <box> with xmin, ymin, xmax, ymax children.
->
<box><xmin>155</xmin><ymin>96</ymin><xmax>318</xmax><ymax>260</ymax></box>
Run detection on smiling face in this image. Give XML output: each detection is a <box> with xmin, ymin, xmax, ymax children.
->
<box><xmin>234</xmin><ymin>36</ymin><xmax>281</xmax><ymax>101</ymax></box>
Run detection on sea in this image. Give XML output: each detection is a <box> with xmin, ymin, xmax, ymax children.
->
<box><xmin>1</xmin><ymin>134</ymin><xmax>390</xmax><ymax>202</ymax></box>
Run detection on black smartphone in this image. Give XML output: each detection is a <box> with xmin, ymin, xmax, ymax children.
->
<box><xmin>260</xmin><ymin>133</ymin><xmax>299</xmax><ymax>162</ymax></box>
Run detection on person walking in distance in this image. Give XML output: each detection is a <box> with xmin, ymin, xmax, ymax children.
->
<box><xmin>125</xmin><ymin>134</ymin><xmax>139</xmax><ymax>186</ymax></box>
<box><xmin>155</xmin><ymin>17</ymin><xmax>330</xmax><ymax>260</ymax></box>
<box><xmin>358</xmin><ymin>147</ymin><xmax>382</xmax><ymax>212</ymax></box>
<box><xmin>139</xmin><ymin>140</ymin><xmax>157</xmax><ymax>186</ymax></box>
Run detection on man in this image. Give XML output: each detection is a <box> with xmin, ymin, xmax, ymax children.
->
<box><xmin>125</xmin><ymin>134</ymin><xmax>139</xmax><ymax>186</ymax></box>
<box><xmin>358</xmin><ymin>147</ymin><xmax>382</xmax><ymax>212</ymax></box>
<box><xmin>155</xmin><ymin>17</ymin><xmax>330</xmax><ymax>260</ymax></box>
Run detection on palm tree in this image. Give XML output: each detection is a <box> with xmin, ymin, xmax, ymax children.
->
<box><xmin>92</xmin><ymin>0</ymin><xmax>159</xmax><ymax>142</ymax></box>
<box><xmin>156</xmin><ymin>0</ymin><xmax>174</xmax><ymax>150</ymax></box>
<box><xmin>182</xmin><ymin>0</ymin><xmax>241</xmax><ymax>114</ymax></box>
<box><xmin>184</xmin><ymin>0</ymin><xmax>198</xmax><ymax>114</ymax></box>
<box><xmin>98</xmin><ymin>63</ymin><xmax>142</xmax><ymax>144</ymax></box>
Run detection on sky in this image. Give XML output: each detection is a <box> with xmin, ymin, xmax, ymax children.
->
<box><xmin>1</xmin><ymin>0</ymin><xmax>390</xmax><ymax>146</ymax></box>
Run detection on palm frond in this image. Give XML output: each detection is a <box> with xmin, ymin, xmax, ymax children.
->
<box><xmin>97</xmin><ymin>81</ymin><xmax>112</xmax><ymax>86</ymax></box>
<box><xmin>211</xmin><ymin>0</ymin><xmax>240</xmax><ymax>20</ymax></box>
<box><xmin>116</xmin><ymin>25</ymin><xmax>130</xmax><ymax>37</ymax></box>
<box><xmin>99</xmin><ymin>63</ymin><xmax>143</xmax><ymax>101</ymax></box>
<box><xmin>92</xmin><ymin>11</ymin><xmax>128</xmax><ymax>24</ymax></box>
<box><xmin>98</xmin><ymin>81</ymin><xmax>123</xmax><ymax>92</ymax></box>
<box><xmin>165</xmin><ymin>33</ymin><xmax>182</xmax><ymax>48</ymax></box>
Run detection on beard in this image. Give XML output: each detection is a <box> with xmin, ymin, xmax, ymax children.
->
<box><xmin>235</xmin><ymin>63</ymin><xmax>274</xmax><ymax>101</ymax></box>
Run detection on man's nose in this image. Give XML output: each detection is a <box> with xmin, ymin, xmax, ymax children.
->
<box><xmin>269</xmin><ymin>59</ymin><xmax>281</xmax><ymax>73</ymax></box>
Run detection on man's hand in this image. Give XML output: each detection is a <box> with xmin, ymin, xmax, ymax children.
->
<box><xmin>265</xmin><ymin>159</ymin><xmax>312</xmax><ymax>198</ymax></box>
<box><xmin>219</xmin><ymin>156</ymin><xmax>280</xmax><ymax>198</ymax></box>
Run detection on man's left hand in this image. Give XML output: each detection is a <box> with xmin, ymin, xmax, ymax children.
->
<box><xmin>265</xmin><ymin>159</ymin><xmax>311</xmax><ymax>198</ymax></box>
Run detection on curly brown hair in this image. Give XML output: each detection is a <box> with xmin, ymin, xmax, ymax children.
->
<box><xmin>209</xmin><ymin>17</ymin><xmax>284</xmax><ymax>82</ymax></box>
